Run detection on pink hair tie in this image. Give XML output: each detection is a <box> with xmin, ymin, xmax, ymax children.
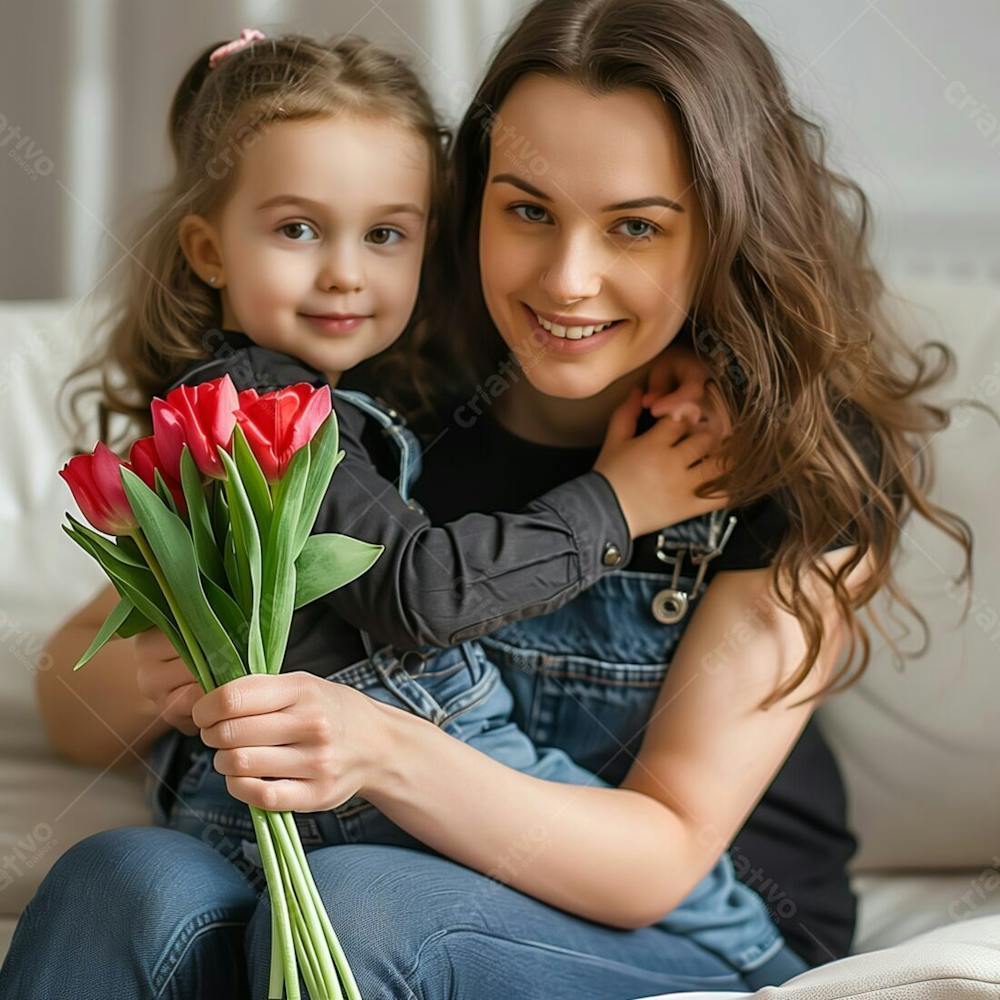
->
<box><xmin>209</xmin><ymin>28</ymin><xmax>266</xmax><ymax>69</ymax></box>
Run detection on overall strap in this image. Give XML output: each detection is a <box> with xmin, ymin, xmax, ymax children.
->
<box><xmin>331</xmin><ymin>387</ymin><xmax>425</xmax><ymax>660</ymax></box>
<box><xmin>331</xmin><ymin>387</ymin><xmax>419</xmax><ymax>503</ymax></box>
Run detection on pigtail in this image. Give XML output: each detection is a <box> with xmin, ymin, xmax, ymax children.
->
<box><xmin>167</xmin><ymin>43</ymin><xmax>221</xmax><ymax>162</ymax></box>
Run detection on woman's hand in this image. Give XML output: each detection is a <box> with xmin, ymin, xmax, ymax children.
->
<box><xmin>191</xmin><ymin>671</ymin><xmax>387</xmax><ymax>813</ymax></box>
<box><xmin>133</xmin><ymin>628</ymin><xmax>202</xmax><ymax>737</ymax></box>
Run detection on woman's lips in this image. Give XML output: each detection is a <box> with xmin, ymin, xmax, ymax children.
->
<box><xmin>521</xmin><ymin>303</ymin><xmax>625</xmax><ymax>355</ymax></box>
<box><xmin>300</xmin><ymin>313</ymin><xmax>370</xmax><ymax>335</ymax></box>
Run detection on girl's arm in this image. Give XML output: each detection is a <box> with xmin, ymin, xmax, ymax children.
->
<box><xmin>361</xmin><ymin>545</ymin><xmax>871</xmax><ymax>928</ymax></box>
<box><xmin>320</xmin><ymin>391</ymin><xmax>719</xmax><ymax>650</ymax></box>
<box><xmin>172</xmin><ymin>343</ymin><xmax>720</xmax><ymax>654</ymax></box>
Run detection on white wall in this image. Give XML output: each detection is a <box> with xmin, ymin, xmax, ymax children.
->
<box><xmin>1</xmin><ymin>0</ymin><xmax>996</xmax><ymax>300</ymax></box>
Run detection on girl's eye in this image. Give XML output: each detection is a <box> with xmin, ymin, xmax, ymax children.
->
<box><xmin>279</xmin><ymin>221</ymin><xmax>319</xmax><ymax>242</ymax></box>
<box><xmin>367</xmin><ymin>227</ymin><xmax>404</xmax><ymax>247</ymax></box>
<box><xmin>509</xmin><ymin>203</ymin><xmax>552</xmax><ymax>225</ymax></box>
<box><xmin>612</xmin><ymin>218</ymin><xmax>661</xmax><ymax>241</ymax></box>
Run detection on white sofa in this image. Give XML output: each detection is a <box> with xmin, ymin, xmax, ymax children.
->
<box><xmin>1</xmin><ymin>282</ymin><xmax>998</xmax><ymax>997</ymax></box>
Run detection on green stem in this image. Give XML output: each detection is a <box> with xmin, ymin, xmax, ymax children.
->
<box><xmin>269</xmin><ymin>899</ymin><xmax>283</xmax><ymax>1000</ymax></box>
<box><xmin>131</xmin><ymin>530</ymin><xmax>215</xmax><ymax>692</ymax></box>
<box><xmin>269</xmin><ymin>812</ymin><xmax>343</xmax><ymax>999</ymax></box>
<box><xmin>277</xmin><ymin>844</ymin><xmax>323</xmax><ymax>1000</ymax></box>
<box><xmin>281</xmin><ymin>812</ymin><xmax>362</xmax><ymax>1000</ymax></box>
<box><xmin>251</xmin><ymin>806</ymin><xmax>300</xmax><ymax>999</ymax></box>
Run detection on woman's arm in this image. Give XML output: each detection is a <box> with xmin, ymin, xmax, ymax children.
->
<box><xmin>363</xmin><ymin>545</ymin><xmax>871</xmax><ymax>929</ymax></box>
<box><xmin>36</xmin><ymin>583</ymin><xmax>172</xmax><ymax>768</ymax></box>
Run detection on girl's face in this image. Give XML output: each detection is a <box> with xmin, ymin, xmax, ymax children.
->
<box><xmin>183</xmin><ymin>115</ymin><xmax>431</xmax><ymax>383</ymax></box>
<box><xmin>479</xmin><ymin>75</ymin><xmax>707</xmax><ymax>401</ymax></box>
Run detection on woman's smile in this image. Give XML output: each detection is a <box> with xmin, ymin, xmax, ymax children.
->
<box><xmin>521</xmin><ymin>302</ymin><xmax>628</xmax><ymax>355</ymax></box>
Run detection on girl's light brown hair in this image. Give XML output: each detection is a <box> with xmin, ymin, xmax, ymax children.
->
<box><xmin>401</xmin><ymin>0</ymin><xmax>992</xmax><ymax>708</ymax></box>
<box><xmin>62</xmin><ymin>32</ymin><xmax>449</xmax><ymax>453</ymax></box>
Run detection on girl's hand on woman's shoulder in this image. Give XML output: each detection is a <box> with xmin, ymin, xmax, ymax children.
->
<box><xmin>642</xmin><ymin>342</ymin><xmax>733</xmax><ymax>440</ymax></box>
<box><xmin>594</xmin><ymin>344</ymin><xmax>734</xmax><ymax>538</ymax></box>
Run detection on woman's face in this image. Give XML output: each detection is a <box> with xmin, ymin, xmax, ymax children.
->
<box><xmin>479</xmin><ymin>74</ymin><xmax>707</xmax><ymax>401</ymax></box>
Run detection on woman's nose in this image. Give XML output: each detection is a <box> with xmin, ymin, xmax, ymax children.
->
<box><xmin>539</xmin><ymin>233</ymin><xmax>603</xmax><ymax>304</ymax></box>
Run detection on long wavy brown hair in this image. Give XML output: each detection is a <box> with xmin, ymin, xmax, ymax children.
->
<box><xmin>61</xmin><ymin>31</ymin><xmax>449</xmax><ymax>455</ymax></box>
<box><xmin>386</xmin><ymin>0</ymin><xmax>991</xmax><ymax>709</ymax></box>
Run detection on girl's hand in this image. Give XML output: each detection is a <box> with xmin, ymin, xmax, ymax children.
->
<box><xmin>642</xmin><ymin>343</ymin><xmax>733</xmax><ymax>441</ymax></box>
<box><xmin>594</xmin><ymin>393</ymin><xmax>731</xmax><ymax>538</ymax></box>
<box><xmin>191</xmin><ymin>672</ymin><xmax>385</xmax><ymax>813</ymax></box>
<box><xmin>133</xmin><ymin>628</ymin><xmax>202</xmax><ymax>736</ymax></box>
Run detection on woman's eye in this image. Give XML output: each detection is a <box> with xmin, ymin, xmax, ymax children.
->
<box><xmin>367</xmin><ymin>227</ymin><xmax>404</xmax><ymax>247</ymax></box>
<box><xmin>613</xmin><ymin>218</ymin><xmax>660</xmax><ymax>241</ymax></box>
<box><xmin>510</xmin><ymin>204</ymin><xmax>551</xmax><ymax>224</ymax></box>
<box><xmin>279</xmin><ymin>221</ymin><xmax>319</xmax><ymax>242</ymax></box>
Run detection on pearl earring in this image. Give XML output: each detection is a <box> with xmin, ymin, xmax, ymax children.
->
<box><xmin>208</xmin><ymin>275</ymin><xmax>218</xmax><ymax>286</ymax></box>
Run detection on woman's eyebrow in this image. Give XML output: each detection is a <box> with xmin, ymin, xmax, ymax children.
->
<box><xmin>490</xmin><ymin>173</ymin><xmax>684</xmax><ymax>213</ymax></box>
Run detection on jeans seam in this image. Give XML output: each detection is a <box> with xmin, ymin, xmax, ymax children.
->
<box><xmin>150</xmin><ymin>907</ymin><xmax>247</xmax><ymax>997</ymax></box>
<box><xmin>402</xmin><ymin>924</ymin><xmax>745</xmax><ymax>993</ymax></box>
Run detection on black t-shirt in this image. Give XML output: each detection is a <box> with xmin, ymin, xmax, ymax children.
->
<box><xmin>414</xmin><ymin>404</ymin><xmax>880</xmax><ymax>577</ymax></box>
<box><xmin>411</xmin><ymin>405</ymin><xmax>871</xmax><ymax>968</ymax></box>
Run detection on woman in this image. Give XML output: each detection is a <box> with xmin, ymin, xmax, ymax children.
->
<box><xmin>8</xmin><ymin>0</ymin><xmax>971</xmax><ymax>997</ymax></box>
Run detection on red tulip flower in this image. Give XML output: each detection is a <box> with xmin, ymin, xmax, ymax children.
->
<box><xmin>59</xmin><ymin>442</ymin><xmax>136</xmax><ymax>535</ymax></box>
<box><xmin>127</xmin><ymin>436</ymin><xmax>188</xmax><ymax>516</ymax></box>
<box><xmin>235</xmin><ymin>383</ymin><xmax>332</xmax><ymax>482</ymax></box>
<box><xmin>151</xmin><ymin>375</ymin><xmax>239</xmax><ymax>480</ymax></box>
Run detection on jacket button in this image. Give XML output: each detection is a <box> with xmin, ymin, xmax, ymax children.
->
<box><xmin>602</xmin><ymin>543</ymin><xmax>623</xmax><ymax>567</ymax></box>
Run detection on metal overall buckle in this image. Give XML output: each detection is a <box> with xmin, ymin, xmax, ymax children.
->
<box><xmin>651</xmin><ymin>512</ymin><xmax>737</xmax><ymax>624</ymax></box>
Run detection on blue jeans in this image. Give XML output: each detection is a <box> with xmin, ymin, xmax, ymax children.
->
<box><xmin>0</xmin><ymin>644</ymin><xmax>807</xmax><ymax>998</ymax></box>
<box><xmin>0</xmin><ymin>828</ymin><xmax>806</xmax><ymax>999</ymax></box>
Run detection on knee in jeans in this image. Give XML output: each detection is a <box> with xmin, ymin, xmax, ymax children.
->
<box><xmin>42</xmin><ymin>826</ymin><xmax>169</xmax><ymax>896</ymax></box>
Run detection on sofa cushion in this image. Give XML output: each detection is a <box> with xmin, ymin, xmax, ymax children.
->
<box><xmin>638</xmin><ymin>912</ymin><xmax>1000</xmax><ymax>999</ymax></box>
<box><xmin>817</xmin><ymin>277</ymin><xmax>1000</xmax><ymax>871</ymax></box>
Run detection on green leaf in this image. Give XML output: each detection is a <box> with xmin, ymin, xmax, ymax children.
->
<box><xmin>153</xmin><ymin>469</ymin><xmax>180</xmax><ymax>518</ymax></box>
<box><xmin>232</xmin><ymin>424</ymin><xmax>272</xmax><ymax>539</ymax></box>
<box><xmin>261</xmin><ymin>444</ymin><xmax>310</xmax><ymax>673</ymax></box>
<box><xmin>120</xmin><ymin>467</ymin><xmax>247</xmax><ymax>686</ymax></box>
<box><xmin>63</xmin><ymin>522</ymin><xmax>160</xmax><ymax>600</ymax></box>
<box><xmin>203</xmin><ymin>574</ymin><xmax>249</xmax><ymax>668</ymax></box>
<box><xmin>115</xmin><ymin>535</ymin><xmax>146</xmax><ymax>567</ymax></box>
<box><xmin>293</xmin><ymin>533</ymin><xmax>385</xmax><ymax>610</ymax></box>
<box><xmin>217</xmin><ymin>449</ymin><xmax>267</xmax><ymax>675</ymax></box>
<box><xmin>115</xmin><ymin>603</ymin><xmax>154</xmax><ymax>638</ymax></box>
<box><xmin>294</xmin><ymin>413</ymin><xmax>343</xmax><ymax>557</ymax></box>
<box><xmin>180</xmin><ymin>446</ymin><xmax>227</xmax><ymax>589</ymax></box>
<box><xmin>65</xmin><ymin>513</ymin><xmax>145</xmax><ymax>569</ymax></box>
<box><xmin>62</xmin><ymin>526</ymin><xmax>195</xmax><ymax>677</ymax></box>
<box><xmin>72</xmin><ymin>596</ymin><xmax>135</xmax><ymax>671</ymax></box>
<box><xmin>222</xmin><ymin>523</ymin><xmax>248</xmax><ymax>610</ymax></box>
<box><xmin>210</xmin><ymin>482</ymin><xmax>229</xmax><ymax>546</ymax></box>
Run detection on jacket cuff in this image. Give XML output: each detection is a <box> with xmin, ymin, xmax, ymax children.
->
<box><xmin>538</xmin><ymin>470</ymin><xmax>633</xmax><ymax>583</ymax></box>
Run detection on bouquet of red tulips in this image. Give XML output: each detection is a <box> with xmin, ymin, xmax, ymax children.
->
<box><xmin>60</xmin><ymin>374</ymin><xmax>382</xmax><ymax>1000</ymax></box>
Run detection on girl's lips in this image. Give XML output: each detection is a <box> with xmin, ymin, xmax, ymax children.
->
<box><xmin>521</xmin><ymin>303</ymin><xmax>625</xmax><ymax>355</ymax></box>
<box><xmin>300</xmin><ymin>313</ymin><xmax>370</xmax><ymax>335</ymax></box>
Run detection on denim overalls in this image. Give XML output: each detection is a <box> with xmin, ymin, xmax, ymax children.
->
<box><xmin>143</xmin><ymin>388</ymin><xmax>807</xmax><ymax>987</ymax></box>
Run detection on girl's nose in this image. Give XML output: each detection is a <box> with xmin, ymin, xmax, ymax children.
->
<box><xmin>318</xmin><ymin>245</ymin><xmax>364</xmax><ymax>293</ymax></box>
<box><xmin>539</xmin><ymin>233</ymin><xmax>603</xmax><ymax>304</ymax></box>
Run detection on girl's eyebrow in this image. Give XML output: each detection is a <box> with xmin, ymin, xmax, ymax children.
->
<box><xmin>255</xmin><ymin>194</ymin><xmax>425</xmax><ymax>218</ymax></box>
<box><xmin>490</xmin><ymin>173</ymin><xmax>685</xmax><ymax>214</ymax></box>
